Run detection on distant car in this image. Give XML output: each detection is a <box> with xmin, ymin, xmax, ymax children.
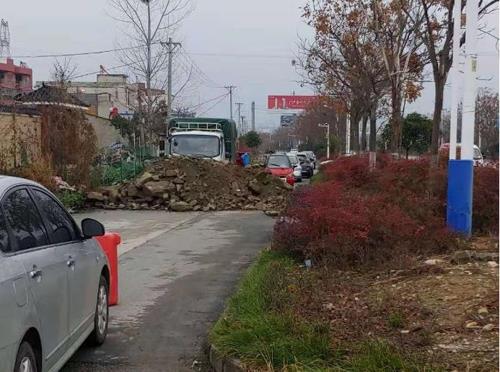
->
<box><xmin>297</xmin><ymin>154</ymin><xmax>314</xmax><ymax>178</ymax></box>
<box><xmin>286</xmin><ymin>153</ymin><xmax>303</xmax><ymax>182</ymax></box>
<box><xmin>0</xmin><ymin>176</ymin><xmax>110</xmax><ymax>372</ymax></box>
<box><xmin>440</xmin><ymin>143</ymin><xmax>484</xmax><ymax>166</ymax></box>
<box><xmin>298</xmin><ymin>151</ymin><xmax>317</xmax><ymax>169</ymax></box>
<box><xmin>265</xmin><ymin>153</ymin><xmax>295</xmax><ymax>186</ymax></box>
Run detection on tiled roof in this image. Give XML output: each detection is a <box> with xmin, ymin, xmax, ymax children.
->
<box><xmin>14</xmin><ymin>84</ymin><xmax>89</xmax><ymax>109</ymax></box>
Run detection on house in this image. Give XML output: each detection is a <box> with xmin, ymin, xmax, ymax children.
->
<box><xmin>0</xmin><ymin>85</ymin><xmax>125</xmax><ymax>169</ymax></box>
<box><xmin>37</xmin><ymin>73</ymin><xmax>166</xmax><ymax>120</ymax></box>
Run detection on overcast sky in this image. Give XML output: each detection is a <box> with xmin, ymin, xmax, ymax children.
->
<box><xmin>3</xmin><ymin>0</ymin><xmax>498</xmax><ymax>131</ymax></box>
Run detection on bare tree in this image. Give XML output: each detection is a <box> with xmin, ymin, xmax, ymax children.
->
<box><xmin>300</xmin><ymin>0</ymin><xmax>388</xmax><ymax>155</ymax></box>
<box><xmin>410</xmin><ymin>0</ymin><xmax>498</xmax><ymax>163</ymax></box>
<box><xmin>109</xmin><ymin>0</ymin><xmax>192</xmax><ymax>145</ymax></box>
<box><xmin>51</xmin><ymin>58</ymin><xmax>78</xmax><ymax>87</ymax></box>
<box><xmin>371</xmin><ymin>0</ymin><xmax>426</xmax><ymax>154</ymax></box>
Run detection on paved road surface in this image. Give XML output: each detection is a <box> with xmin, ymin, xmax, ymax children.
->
<box><xmin>63</xmin><ymin>211</ymin><xmax>274</xmax><ymax>371</ymax></box>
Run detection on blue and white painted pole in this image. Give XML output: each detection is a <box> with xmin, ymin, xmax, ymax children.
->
<box><xmin>446</xmin><ymin>0</ymin><xmax>479</xmax><ymax>236</ymax></box>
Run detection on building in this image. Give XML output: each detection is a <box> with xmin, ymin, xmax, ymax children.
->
<box><xmin>0</xmin><ymin>85</ymin><xmax>125</xmax><ymax>169</ymax></box>
<box><xmin>0</xmin><ymin>57</ymin><xmax>32</xmax><ymax>97</ymax></box>
<box><xmin>37</xmin><ymin>73</ymin><xmax>166</xmax><ymax>120</ymax></box>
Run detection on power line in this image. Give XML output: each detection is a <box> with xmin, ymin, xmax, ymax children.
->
<box><xmin>11</xmin><ymin>44</ymin><xmax>156</xmax><ymax>59</ymax></box>
<box><xmin>189</xmin><ymin>92</ymin><xmax>229</xmax><ymax>111</ymax></box>
<box><xmin>11</xmin><ymin>45</ymin><xmax>293</xmax><ymax>61</ymax></box>
<box><xmin>197</xmin><ymin>93</ymin><xmax>229</xmax><ymax>116</ymax></box>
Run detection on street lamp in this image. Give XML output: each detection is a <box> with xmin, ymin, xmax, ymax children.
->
<box><xmin>318</xmin><ymin>123</ymin><xmax>330</xmax><ymax>159</ymax></box>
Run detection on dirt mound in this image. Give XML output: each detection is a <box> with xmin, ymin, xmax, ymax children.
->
<box><xmin>87</xmin><ymin>157</ymin><xmax>291</xmax><ymax>212</ymax></box>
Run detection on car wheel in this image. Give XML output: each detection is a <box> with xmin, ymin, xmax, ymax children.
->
<box><xmin>89</xmin><ymin>275</ymin><xmax>109</xmax><ymax>346</ymax></box>
<box><xmin>15</xmin><ymin>342</ymin><xmax>37</xmax><ymax>372</ymax></box>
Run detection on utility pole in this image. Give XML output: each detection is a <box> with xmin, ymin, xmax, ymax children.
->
<box><xmin>446</xmin><ymin>0</ymin><xmax>479</xmax><ymax>237</ymax></box>
<box><xmin>235</xmin><ymin>102</ymin><xmax>243</xmax><ymax>132</ymax></box>
<box><xmin>319</xmin><ymin>123</ymin><xmax>330</xmax><ymax>159</ymax></box>
<box><xmin>448</xmin><ymin>0</ymin><xmax>462</xmax><ymax>160</ymax></box>
<box><xmin>241</xmin><ymin>115</ymin><xmax>246</xmax><ymax>135</ymax></box>
<box><xmin>251</xmin><ymin>101</ymin><xmax>256</xmax><ymax>132</ymax></box>
<box><xmin>161</xmin><ymin>38</ymin><xmax>181</xmax><ymax>134</ymax></box>
<box><xmin>225</xmin><ymin>86</ymin><xmax>236</xmax><ymax>120</ymax></box>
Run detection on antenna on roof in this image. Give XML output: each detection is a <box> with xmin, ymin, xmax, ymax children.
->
<box><xmin>0</xmin><ymin>19</ymin><xmax>11</xmax><ymax>58</ymax></box>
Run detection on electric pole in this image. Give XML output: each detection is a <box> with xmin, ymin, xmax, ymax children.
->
<box><xmin>235</xmin><ymin>102</ymin><xmax>243</xmax><ymax>133</ymax></box>
<box><xmin>446</xmin><ymin>0</ymin><xmax>479</xmax><ymax>237</ymax></box>
<box><xmin>161</xmin><ymin>38</ymin><xmax>181</xmax><ymax>126</ymax></box>
<box><xmin>241</xmin><ymin>115</ymin><xmax>246</xmax><ymax>134</ymax></box>
<box><xmin>448</xmin><ymin>0</ymin><xmax>462</xmax><ymax>160</ymax></box>
<box><xmin>225</xmin><ymin>86</ymin><xmax>236</xmax><ymax>120</ymax></box>
<box><xmin>251</xmin><ymin>101</ymin><xmax>256</xmax><ymax>132</ymax></box>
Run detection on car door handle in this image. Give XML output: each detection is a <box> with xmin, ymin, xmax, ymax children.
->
<box><xmin>67</xmin><ymin>257</ymin><xmax>75</xmax><ymax>268</ymax></box>
<box><xmin>29</xmin><ymin>266</ymin><xmax>42</xmax><ymax>279</ymax></box>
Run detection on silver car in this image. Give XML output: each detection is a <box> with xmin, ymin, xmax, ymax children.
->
<box><xmin>0</xmin><ymin>176</ymin><xmax>110</xmax><ymax>372</ymax></box>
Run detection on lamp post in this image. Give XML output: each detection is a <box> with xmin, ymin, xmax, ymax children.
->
<box><xmin>318</xmin><ymin>123</ymin><xmax>330</xmax><ymax>159</ymax></box>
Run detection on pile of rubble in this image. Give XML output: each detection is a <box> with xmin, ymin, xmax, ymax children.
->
<box><xmin>86</xmin><ymin>157</ymin><xmax>292</xmax><ymax>213</ymax></box>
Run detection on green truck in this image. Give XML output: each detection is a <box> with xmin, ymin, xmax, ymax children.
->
<box><xmin>166</xmin><ymin>117</ymin><xmax>238</xmax><ymax>162</ymax></box>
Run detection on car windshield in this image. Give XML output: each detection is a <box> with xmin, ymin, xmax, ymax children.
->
<box><xmin>287</xmin><ymin>155</ymin><xmax>298</xmax><ymax>166</ymax></box>
<box><xmin>297</xmin><ymin>155</ymin><xmax>309</xmax><ymax>163</ymax></box>
<box><xmin>171</xmin><ymin>135</ymin><xmax>220</xmax><ymax>158</ymax></box>
<box><xmin>267</xmin><ymin>155</ymin><xmax>291</xmax><ymax>168</ymax></box>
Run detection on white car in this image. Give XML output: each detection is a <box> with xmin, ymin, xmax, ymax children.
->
<box><xmin>286</xmin><ymin>153</ymin><xmax>303</xmax><ymax>182</ymax></box>
<box><xmin>297</xmin><ymin>151</ymin><xmax>317</xmax><ymax>169</ymax></box>
<box><xmin>440</xmin><ymin>143</ymin><xmax>484</xmax><ymax>166</ymax></box>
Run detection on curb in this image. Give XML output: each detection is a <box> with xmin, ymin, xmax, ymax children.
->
<box><xmin>209</xmin><ymin>345</ymin><xmax>245</xmax><ymax>372</ymax></box>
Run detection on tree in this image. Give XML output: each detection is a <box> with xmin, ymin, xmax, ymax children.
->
<box><xmin>109</xmin><ymin>0</ymin><xmax>192</xmax><ymax>144</ymax></box>
<box><xmin>475</xmin><ymin>89</ymin><xmax>499</xmax><ymax>159</ymax></box>
<box><xmin>412</xmin><ymin>0</ymin><xmax>499</xmax><ymax>162</ymax></box>
<box><xmin>294</xmin><ymin>97</ymin><xmax>346</xmax><ymax>157</ymax></box>
<box><xmin>51</xmin><ymin>58</ymin><xmax>78</xmax><ymax>87</ymax></box>
<box><xmin>301</xmin><ymin>0</ymin><xmax>388</xmax><ymax>154</ymax></box>
<box><xmin>402</xmin><ymin>113</ymin><xmax>432</xmax><ymax>158</ymax></box>
<box><xmin>372</xmin><ymin>0</ymin><xmax>425</xmax><ymax>154</ymax></box>
<box><xmin>382</xmin><ymin>112</ymin><xmax>432</xmax><ymax>158</ymax></box>
<box><xmin>243</xmin><ymin>131</ymin><xmax>262</xmax><ymax>149</ymax></box>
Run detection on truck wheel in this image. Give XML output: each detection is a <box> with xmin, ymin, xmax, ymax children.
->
<box><xmin>15</xmin><ymin>342</ymin><xmax>38</xmax><ymax>372</ymax></box>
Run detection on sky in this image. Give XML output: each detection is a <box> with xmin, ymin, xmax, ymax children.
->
<box><xmin>2</xmin><ymin>0</ymin><xmax>499</xmax><ymax>131</ymax></box>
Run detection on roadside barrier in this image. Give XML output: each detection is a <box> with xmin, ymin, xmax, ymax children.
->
<box><xmin>95</xmin><ymin>233</ymin><xmax>121</xmax><ymax>306</ymax></box>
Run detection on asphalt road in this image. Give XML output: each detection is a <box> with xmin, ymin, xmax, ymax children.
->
<box><xmin>63</xmin><ymin>210</ymin><xmax>274</xmax><ymax>371</ymax></box>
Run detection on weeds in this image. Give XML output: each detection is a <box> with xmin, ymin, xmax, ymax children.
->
<box><xmin>210</xmin><ymin>251</ymin><xmax>336</xmax><ymax>370</ymax></box>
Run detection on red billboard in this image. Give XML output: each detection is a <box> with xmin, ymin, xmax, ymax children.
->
<box><xmin>267</xmin><ymin>95</ymin><xmax>318</xmax><ymax>110</ymax></box>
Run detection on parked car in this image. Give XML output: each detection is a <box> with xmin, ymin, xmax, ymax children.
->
<box><xmin>0</xmin><ymin>176</ymin><xmax>110</xmax><ymax>372</ymax></box>
<box><xmin>298</xmin><ymin>151</ymin><xmax>317</xmax><ymax>169</ymax></box>
<box><xmin>297</xmin><ymin>154</ymin><xmax>314</xmax><ymax>178</ymax></box>
<box><xmin>265</xmin><ymin>153</ymin><xmax>295</xmax><ymax>186</ymax></box>
<box><xmin>439</xmin><ymin>143</ymin><xmax>484</xmax><ymax>166</ymax></box>
<box><xmin>286</xmin><ymin>153</ymin><xmax>302</xmax><ymax>182</ymax></box>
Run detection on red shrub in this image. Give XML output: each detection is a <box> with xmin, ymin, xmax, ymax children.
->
<box><xmin>273</xmin><ymin>155</ymin><xmax>460</xmax><ymax>267</ymax></box>
<box><xmin>473</xmin><ymin>167</ymin><xmax>499</xmax><ymax>234</ymax></box>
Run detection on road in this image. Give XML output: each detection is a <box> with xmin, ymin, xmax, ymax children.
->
<box><xmin>63</xmin><ymin>210</ymin><xmax>274</xmax><ymax>371</ymax></box>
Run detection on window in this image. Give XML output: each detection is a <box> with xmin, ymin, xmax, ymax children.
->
<box><xmin>32</xmin><ymin>190</ymin><xmax>77</xmax><ymax>244</ymax></box>
<box><xmin>3</xmin><ymin>189</ymin><xmax>48</xmax><ymax>252</ymax></box>
<box><xmin>267</xmin><ymin>155</ymin><xmax>291</xmax><ymax>168</ymax></box>
<box><xmin>0</xmin><ymin>209</ymin><xmax>10</xmax><ymax>253</ymax></box>
<box><xmin>171</xmin><ymin>135</ymin><xmax>221</xmax><ymax>158</ymax></box>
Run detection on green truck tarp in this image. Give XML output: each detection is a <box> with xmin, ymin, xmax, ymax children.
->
<box><xmin>168</xmin><ymin>117</ymin><xmax>238</xmax><ymax>162</ymax></box>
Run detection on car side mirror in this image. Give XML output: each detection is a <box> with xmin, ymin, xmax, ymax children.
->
<box><xmin>81</xmin><ymin>218</ymin><xmax>105</xmax><ymax>238</ymax></box>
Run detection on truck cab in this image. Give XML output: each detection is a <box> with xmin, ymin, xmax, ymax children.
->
<box><xmin>170</xmin><ymin>130</ymin><xmax>226</xmax><ymax>162</ymax></box>
<box><xmin>166</xmin><ymin>118</ymin><xmax>237</xmax><ymax>162</ymax></box>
